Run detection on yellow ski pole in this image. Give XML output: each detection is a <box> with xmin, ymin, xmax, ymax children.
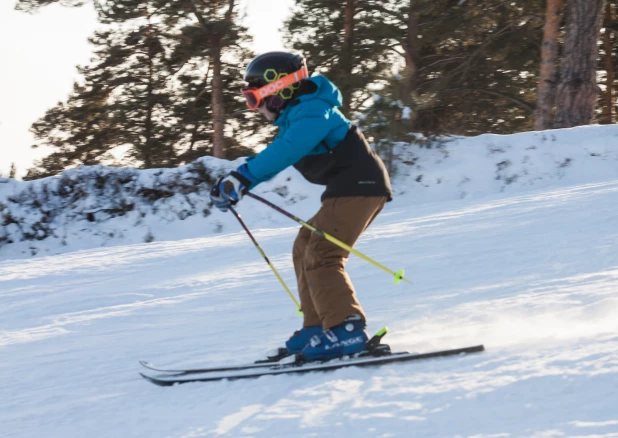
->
<box><xmin>229</xmin><ymin>205</ymin><xmax>303</xmax><ymax>316</ymax></box>
<box><xmin>247</xmin><ymin>193</ymin><xmax>412</xmax><ymax>285</ymax></box>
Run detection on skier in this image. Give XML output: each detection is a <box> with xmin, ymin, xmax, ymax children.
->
<box><xmin>209</xmin><ymin>51</ymin><xmax>392</xmax><ymax>360</ymax></box>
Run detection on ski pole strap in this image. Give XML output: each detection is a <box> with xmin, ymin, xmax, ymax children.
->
<box><xmin>229</xmin><ymin>205</ymin><xmax>303</xmax><ymax>316</ymax></box>
<box><xmin>247</xmin><ymin>193</ymin><xmax>412</xmax><ymax>285</ymax></box>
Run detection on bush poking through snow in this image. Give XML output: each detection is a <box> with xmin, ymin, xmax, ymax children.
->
<box><xmin>0</xmin><ymin>158</ymin><xmax>223</xmax><ymax>251</ymax></box>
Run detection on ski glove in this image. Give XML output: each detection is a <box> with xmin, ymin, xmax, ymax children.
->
<box><xmin>209</xmin><ymin>164</ymin><xmax>256</xmax><ymax>212</ymax></box>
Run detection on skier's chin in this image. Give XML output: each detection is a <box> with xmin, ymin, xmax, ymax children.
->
<box><xmin>258</xmin><ymin>106</ymin><xmax>277</xmax><ymax>122</ymax></box>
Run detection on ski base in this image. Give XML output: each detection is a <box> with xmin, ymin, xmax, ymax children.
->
<box><xmin>140</xmin><ymin>344</ymin><xmax>485</xmax><ymax>386</ymax></box>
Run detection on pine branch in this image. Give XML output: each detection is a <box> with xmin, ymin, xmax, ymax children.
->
<box><xmin>440</xmin><ymin>15</ymin><xmax>544</xmax><ymax>85</ymax></box>
<box><xmin>189</xmin><ymin>0</ymin><xmax>210</xmax><ymax>31</ymax></box>
<box><xmin>357</xmin><ymin>3</ymin><xmax>405</xmax><ymax>22</ymax></box>
<box><xmin>224</xmin><ymin>0</ymin><xmax>234</xmax><ymax>22</ymax></box>
<box><xmin>419</xmin><ymin>56</ymin><xmax>468</xmax><ymax>73</ymax></box>
<box><xmin>442</xmin><ymin>87</ymin><xmax>535</xmax><ymax>112</ymax></box>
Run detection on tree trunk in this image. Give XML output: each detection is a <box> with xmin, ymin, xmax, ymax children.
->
<box><xmin>340</xmin><ymin>0</ymin><xmax>356</xmax><ymax>116</ymax></box>
<box><xmin>534</xmin><ymin>0</ymin><xmax>564</xmax><ymax>131</ymax></box>
<box><xmin>402</xmin><ymin>0</ymin><xmax>420</xmax><ymax>106</ymax></box>
<box><xmin>189</xmin><ymin>0</ymin><xmax>209</xmax><ymax>30</ymax></box>
<box><xmin>143</xmin><ymin>22</ymin><xmax>155</xmax><ymax>168</ymax></box>
<box><xmin>190</xmin><ymin>0</ymin><xmax>234</xmax><ymax>159</ymax></box>
<box><xmin>211</xmin><ymin>45</ymin><xmax>226</xmax><ymax>159</ymax></box>
<box><xmin>553</xmin><ymin>0</ymin><xmax>606</xmax><ymax>129</ymax></box>
<box><xmin>603</xmin><ymin>1</ymin><xmax>614</xmax><ymax>124</ymax></box>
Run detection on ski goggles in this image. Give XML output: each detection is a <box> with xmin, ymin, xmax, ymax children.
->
<box><xmin>241</xmin><ymin>65</ymin><xmax>309</xmax><ymax>110</ymax></box>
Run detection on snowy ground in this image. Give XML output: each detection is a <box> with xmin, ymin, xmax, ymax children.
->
<box><xmin>2</xmin><ymin>173</ymin><xmax>618</xmax><ymax>437</ymax></box>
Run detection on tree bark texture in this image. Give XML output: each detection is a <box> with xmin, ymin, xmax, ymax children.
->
<box><xmin>553</xmin><ymin>0</ymin><xmax>606</xmax><ymax>128</ymax></box>
<box><xmin>143</xmin><ymin>21</ymin><xmax>155</xmax><ymax>168</ymax></box>
<box><xmin>191</xmin><ymin>0</ymin><xmax>235</xmax><ymax>159</ymax></box>
<box><xmin>603</xmin><ymin>1</ymin><xmax>614</xmax><ymax>123</ymax></box>
<box><xmin>534</xmin><ymin>0</ymin><xmax>564</xmax><ymax>131</ymax></box>
<box><xmin>211</xmin><ymin>44</ymin><xmax>226</xmax><ymax>159</ymax></box>
<box><xmin>340</xmin><ymin>0</ymin><xmax>356</xmax><ymax>116</ymax></box>
<box><xmin>402</xmin><ymin>0</ymin><xmax>420</xmax><ymax>106</ymax></box>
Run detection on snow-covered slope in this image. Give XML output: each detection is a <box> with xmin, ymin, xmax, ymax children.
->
<box><xmin>1</xmin><ymin>125</ymin><xmax>618</xmax><ymax>437</ymax></box>
<box><xmin>2</xmin><ymin>125</ymin><xmax>618</xmax><ymax>260</ymax></box>
<box><xmin>2</xmin><ymin>179</ymin><xmax>618</xmax><ymax>437</ymax></box>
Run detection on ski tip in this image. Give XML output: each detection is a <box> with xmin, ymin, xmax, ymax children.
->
<box><xmin>139</xmin><ymin>359</ymin><xmax>157</xmax><ymax>369</ymax></box>
<box><xmin>459</xmin><ymin>345</ymin><xmax>485</xmax><ymax>355</ymax></box>
<box><xmin>140</xmin><ymin>372</ymin><xmax>176</xmax><ymax>387</ymax></box>
<box><xmin>139</xmin><ymin>372</ymin><xmax>156</xmax><ymax>383</ymax></box>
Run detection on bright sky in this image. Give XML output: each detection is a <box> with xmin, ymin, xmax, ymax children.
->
<box><xmin>0</xmin><ymin>0</ymin><xmax>294</xmax><ymax>179</ymax></box>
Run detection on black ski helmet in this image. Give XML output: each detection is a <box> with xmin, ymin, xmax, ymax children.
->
<box><xmin>242</xmin><ymin>51</ymin><xmax>307</xmax><ymax>114</ymax></box>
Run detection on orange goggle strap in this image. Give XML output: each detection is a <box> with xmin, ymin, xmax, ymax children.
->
<box><xmin>242</xmin><ymin>65</ymin><xmax>309</xmax><ymax>110</ymax></box>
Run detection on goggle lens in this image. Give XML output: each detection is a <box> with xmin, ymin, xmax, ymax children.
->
<box><xmin>241</xmin><ymin>89</ymin><xmax>261</xmax><ymax>110</ymax></box>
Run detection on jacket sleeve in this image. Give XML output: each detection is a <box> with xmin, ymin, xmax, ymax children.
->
<box><xmin>246</xmin><ymin>100</ymin><xmax>347</xmax><ymax>183</ymax></box>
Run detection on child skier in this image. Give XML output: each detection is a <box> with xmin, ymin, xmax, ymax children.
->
<box><xmin>209</xmin><ymin>51</ymin><xmax>392</xmax><ymax>360</ymax></box>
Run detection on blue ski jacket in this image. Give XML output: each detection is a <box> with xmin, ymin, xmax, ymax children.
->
<box><xmin>245</xmin><ymin>75</ymin><xmax>351</xmax><ymax>185</ymax></box>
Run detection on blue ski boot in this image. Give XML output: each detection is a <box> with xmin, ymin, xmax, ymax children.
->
<box><xmin>285</xmin><ymin>325</ymin><xmax>323</xmax><ymax>354</ymax></box>
<box><xmin>301</xmin><ymin>315</ymin><xmax>368</xmax><ymax>361</ymax></box>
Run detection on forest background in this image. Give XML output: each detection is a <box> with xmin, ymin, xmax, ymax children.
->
<box><xmin>3</xmin><ymin>0</ymin><xmax>617</xmax><ymax>181</ymax></box>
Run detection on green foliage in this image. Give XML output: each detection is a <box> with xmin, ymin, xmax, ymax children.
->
<box><xmin>164</xmin><ymin>20</ymin><xmax>261</xmax><ymax>163</ymax></box>
<box><xmin>17</xmin><ymin>0</ymin><xmax>614</xmax><ymax>180</ymax></box>
<box><xmin>22</xmin><ymin>0</ymin><xmax>260</xmax><ymax>180</ymax></box>
<box><xmin>284</xmin><ymin>0</ymin><xmax>395</xmax><ymax>117</ymax></box>
<box><xmin>26</xmin><ymin>12</ymin><xmax>176</xmax><ymax>179</ymax></box>
<box><xmin>414</xmin><ymin>0</ymin><xmax>545</xmax><ymax>135</ymax></box>
<box><xmin>284</xmin><ymin>0</ymin><xmax>545</xmax><ymax>141</ymax></box>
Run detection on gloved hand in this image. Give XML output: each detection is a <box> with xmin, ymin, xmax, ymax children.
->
<box><xmin>209</xmin><ymin>164</ymin><xmax>256</xmax><ymax>212</ymax></box>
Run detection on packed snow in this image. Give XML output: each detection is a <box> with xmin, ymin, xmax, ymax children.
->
<box><xmin>1</xmin><ymin>125</ymin><xmax>618</xmax><ymax>437</ymax></box>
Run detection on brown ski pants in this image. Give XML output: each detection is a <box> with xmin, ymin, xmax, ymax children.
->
<box><xmin>293</xmin><ymin>196</ymin><xmax>387</xmax><ymax>329</ymax></box>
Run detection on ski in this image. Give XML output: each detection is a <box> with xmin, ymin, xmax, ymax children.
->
<box><xmin>140</xmin><ymin>344</ymin><xmax>485</xmax><ymax>386</ymax></box>
<box><xmin>138</xmin><ymin>353</ymin><xmax>289</xmax><ymax>375</ymax></box>
<box><xmin>140</xmin><ymin>344</ymin><xmax>391</xmax><ymax>376</ymax></box>
<box><xmin>140</xmin><ymin>327</ymin><xmax>391</xmax><ymax>376</ymax></box>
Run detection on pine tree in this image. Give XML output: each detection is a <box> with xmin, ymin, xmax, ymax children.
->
<box><xmin>185</xmin><ymin>0</ymin><xmax>238</xmax><ymax>158</ymax></box>
<box><xmin>26</xmin><ymin>60</ymin><xmax>121</xmax><ymax>179</ymax></box>
<box><xmin>167</xmin><ymin>31</ymin><xmax>259</xmax><ymax>163</ymax></box>
<box><xmin>166</xmin><ymin>0</ymin><xmax>261</xmax><ymax>161</ymax></box>
<box><xmin>20</xmin><ymin>0</ymin><xmax>259</xmax><ymax>178</ymax></box>
<box><xmin>349</xmin><ymin>1</ymin><xmax>545</xmax><ymax>138</ymax></box>
<box><xmin>413</xmin><ymin>0</ymin><xmax>545</xmax><ymax>135</ymax></box>
<box><xmin>286</xmin><ymin>1</ymin><xmax>550</xmax><ymax>138</ymax></box>
<box><xmin>284</xmin><ymin>0</ymin><xmax>394</xmax><ymax>117</ymax></box>
<box><xmin>25</xmin><ymin>6</ymin><xmax>177</xmax><ymax>179</ymax></box>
